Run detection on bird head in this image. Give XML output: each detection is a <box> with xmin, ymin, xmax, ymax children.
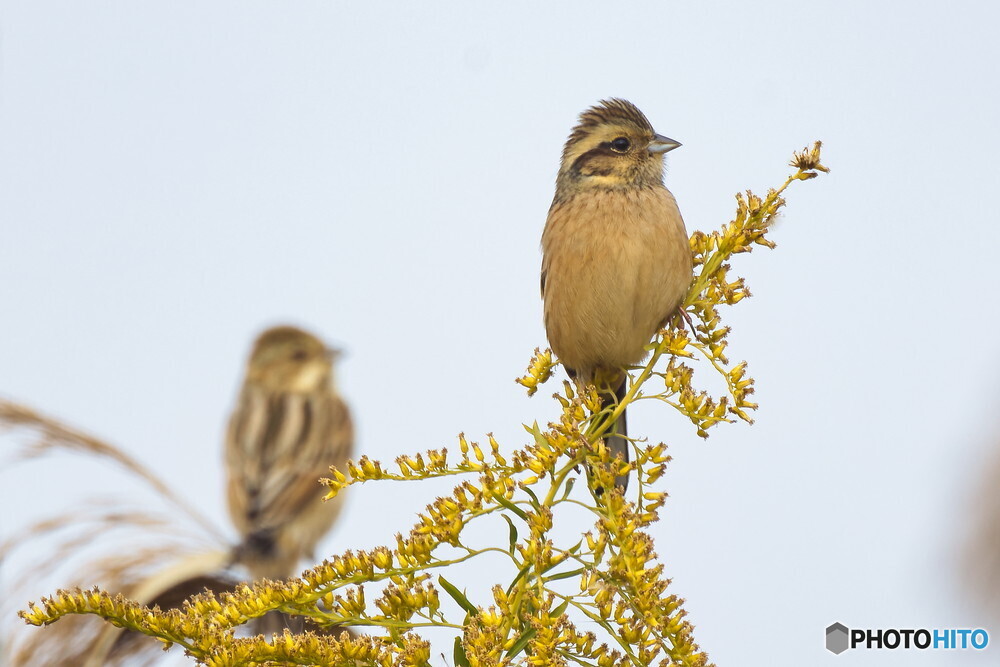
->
<box><xmin>557</xmin><ymin>98</ymin><xmax>679</xmax><ymax>193</ymax></box>
<box><xmin>245</xmin><ymin>326</ymin><xmax>336</xmax><ymax>393</ymax></box>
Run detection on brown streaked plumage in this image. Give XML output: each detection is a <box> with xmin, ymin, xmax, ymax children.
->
<box><xmin>225</xmin><ymin>325</ymin><xmax>353</xmax><ymax>582</ymax></box>
<box><xmin>541</xmin><ymin>99</ymin><xmax>692</xmax><ymax>491</ymax></box>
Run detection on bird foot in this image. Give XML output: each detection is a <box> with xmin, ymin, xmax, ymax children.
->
<box><xmin>676</xmin><ymin>306</ymin><xmax>697</xmax><ymax>337</ymax></box>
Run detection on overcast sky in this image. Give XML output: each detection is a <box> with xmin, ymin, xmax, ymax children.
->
<box><xmin>3</xmin><ymin>2</ymin><xmax>1000</xmax><ymax>665</ymax></box>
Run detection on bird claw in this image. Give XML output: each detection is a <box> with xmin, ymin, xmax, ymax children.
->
<box><xmin>676</xmin><ymin>306</ymin><xmax>697</xmax><ymax>337</ymax></box>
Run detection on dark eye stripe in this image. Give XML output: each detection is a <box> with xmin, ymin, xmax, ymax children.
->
<box><xmin>569</xmin><ymin>143</ymin><xmax>629</xmax><ymax>175</ymax></box>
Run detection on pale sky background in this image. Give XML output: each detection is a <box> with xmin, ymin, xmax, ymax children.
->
<box><xmin>3</xmin><ymin>2</ymin><xmax>1000</xmax><ymax>665</ymax></box>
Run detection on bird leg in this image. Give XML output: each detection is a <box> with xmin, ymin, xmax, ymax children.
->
<box><xmin>672</xmin><ymin>305</ymin><xmax>699</xmax><ymax>340</ymax></box>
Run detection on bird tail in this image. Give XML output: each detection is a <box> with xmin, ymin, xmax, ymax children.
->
<box><xmin>601</xmin><ymin>378</ymin><xmax>630</xmax><ymax>492</ymax></box>
<box><xmin>232</xmin><ymin>527</ymin><xmax>302</xmax><ymax>583</ymax></box>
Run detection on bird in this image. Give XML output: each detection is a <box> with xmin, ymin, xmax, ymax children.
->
<box><xmin>225</xmin><ymin>325</ymin><xmax>354</xmax><ymax>581</ymax></box>
<box><xmin>540</xmin><ymin>99</ymin><xmax>693</xmax><ymax>492</ymax></box>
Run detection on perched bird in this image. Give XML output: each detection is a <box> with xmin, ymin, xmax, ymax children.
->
<box><xmin>541</xmin><ymin>99</ymin><xmax>693</xmax><ymax>491</ymax></box>
<box><xmin>225</xmin><ymin>325</ymin><xmax>354</xmax><ymax>581</ymax></box>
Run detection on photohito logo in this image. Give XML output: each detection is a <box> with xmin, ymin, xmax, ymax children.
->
<box><xmin>825</xmin><ymin>623</ymin><xmax>989</xmax><ymax>654</ymax></box>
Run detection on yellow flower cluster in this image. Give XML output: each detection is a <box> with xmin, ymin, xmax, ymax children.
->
<box><xmin>20</xmin><ymin>143</ymin><xmax>826</xmax><ymax>666</ymax></box>
<box><xmin>201</xmin><ymin>630</ymin><xmax>426</xmax><ymax>667</ymax></box>
<box><xmin>516</xmin><ymin>348</ymin><xmax>555</xmax><ymax>396</ymax></box>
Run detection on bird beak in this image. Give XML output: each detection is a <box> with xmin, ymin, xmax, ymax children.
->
<box><xmin>325</xmin><ymin>347</ymin><xmax>344</xmax><ymax>362</ymax></box>
<box><xmin>648</xmin><ymin>134</ymin><xmax>681</xmax><ymax>154</ymax></box>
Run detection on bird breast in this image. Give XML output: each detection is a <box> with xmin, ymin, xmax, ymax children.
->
<box><xmin>541</xmin><ymin>186</ymin><xmax>691</xmax><ymax>374</ymax></box>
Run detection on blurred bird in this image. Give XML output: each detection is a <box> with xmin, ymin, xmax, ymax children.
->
<box><xmin>541</xmin><ymin>99</ymin><xmax>692</xmax><ymax>491</ymax></box>
<box><xmin>226</xmin><ymin>325</ymin><xmax>353</xmax><ymax>581</ymax></box>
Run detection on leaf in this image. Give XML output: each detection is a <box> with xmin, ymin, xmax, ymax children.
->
<box><xmin>438</xmin><ymin>576</ymin><xmax>478</xmax><ymax>617</ymax></box>
<box><xmin>544</xmin><ymin>567</ymin><xmax>584</xmax><ymax>582</ymax></box>
<box><xmin>559</xmin><ymin>477</ymin><xmax>576</xmax><ymax>502</ymax></box>
<box><xmin>505</xmin><ymin>562</ymin><xmax>532</xmax><ymax>595</ymax></box>
<box><xmin>501</xmin><ymin>514</ymin><xmax>518</xmax><ymax>554</ymax></box>
<box><xmin>551</xmin><ymin>599</ymin><xmax>570</xmax><ymax>618</ymax></box>
<box><xmin>495</xmin><ymin>495</ymin><xmax>527</xmax><ymax>521</ymax></box>
<box><xmin>522</xmin><ymin>486</ymin><xmax>541</xmax><ymax>510</ymax></box>
<box><xmin>453</xmin><ymin>637</ymin><xmax>471</xmax><ymax>667</ymax></box>
<box><xmin>523</xmin><ymin>421</ymin><xmax>549</xmax><ymax>448</ymax></box>
<box><xmin>505</xmin><ymin>627</ymin><xmax>538</xmax><ymax>658</ymax></box>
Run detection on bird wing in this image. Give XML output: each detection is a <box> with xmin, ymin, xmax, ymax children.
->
<box><xmin>225</xmin><ymin>388</ymin><xmax>353</xmax><ymax>539</ymax></box>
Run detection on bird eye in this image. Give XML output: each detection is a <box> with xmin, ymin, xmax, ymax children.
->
<box><xmin>291</xmin><ymin>349</ymin><xmax>309</xmax><ymax>361</ymax></box>
<box><xmin>610</xmin><ymin>137</ymin><xmax>631</xmax><ymax>153</ymax></box>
